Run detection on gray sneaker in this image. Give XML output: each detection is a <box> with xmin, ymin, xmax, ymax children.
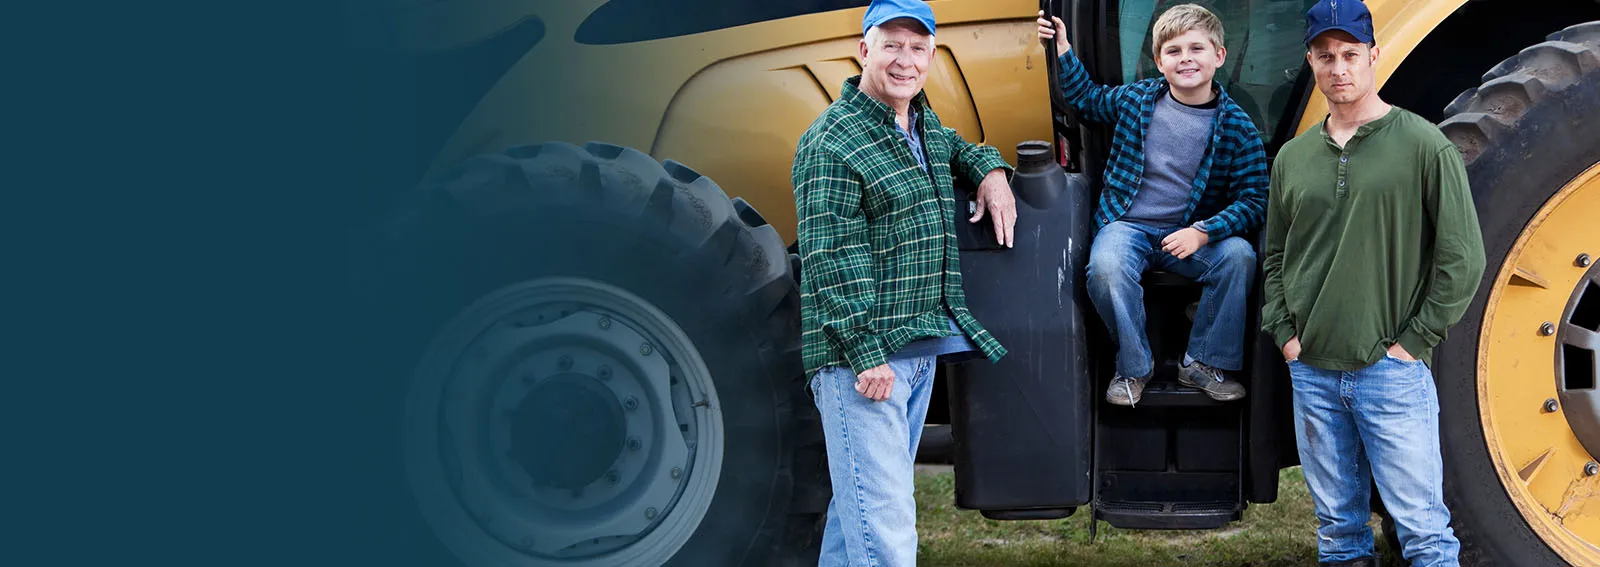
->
<box><xmin>1105</xmin><ymin>375</ymin><xmax>1148</xmax><ymax>407</ymax></box>
<box><xmin>1178</xmin><ymin>360</ymin><xmax>1247</xmax><ymax>401</ymax></box>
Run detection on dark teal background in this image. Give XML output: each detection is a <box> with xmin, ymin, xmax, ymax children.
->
<box><xmin>11</xmin><ymin>2</ymin><xmax>887</xmax><ymax>564</ymax></box>
<box><xmin>11</xmin><ymin>2</ymin><xmax>545</xmax><ymax>564</ymax></box>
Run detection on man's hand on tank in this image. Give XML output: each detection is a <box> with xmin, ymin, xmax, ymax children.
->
<box><xmin>970</xmin><ymin>169</ymin><xmax>1016</xmax><ymax>248</ymax></box>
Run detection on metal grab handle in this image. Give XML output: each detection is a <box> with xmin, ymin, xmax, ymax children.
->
<box><xmin>1040</xmin><ymin>0</ymin><xmax>1083</xmax><ymax>172</ymax></box>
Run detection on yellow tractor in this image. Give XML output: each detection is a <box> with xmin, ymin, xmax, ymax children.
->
<box><xmin>355</xmin><ymin>0</ymin><xmax>1600</xmax><ymax>564</ymax></box>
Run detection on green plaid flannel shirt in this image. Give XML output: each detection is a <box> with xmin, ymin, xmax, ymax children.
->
<box><xmin>791</xmin><ymin>76</ymin><xmax>1010</xmax><ymax>376</ymax></box>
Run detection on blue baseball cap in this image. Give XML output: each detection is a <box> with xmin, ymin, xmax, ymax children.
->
<box><xmin>1305</xmin><ymin>0</ymin><xmax>1375</xmax><ymax>46</ymax></box>
<box><xmin>862</xmin><ymin>0</ymin><xmax>936</xmax><ymax>36</ymax></box>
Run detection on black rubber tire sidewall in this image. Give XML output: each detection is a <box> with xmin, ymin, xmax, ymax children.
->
<box><xmin>359</xmin><ymin>144</ymin><xmax>823</xmax><ymax>566</ymax></box>
<box><xmin>1434</xmin><ymin>27</ymin><xmax>1600</xmax><ymax>567</ymax></box>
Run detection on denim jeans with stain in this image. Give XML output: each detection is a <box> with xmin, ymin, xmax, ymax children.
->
<box><xmin>1289</xmin><ymin>356</ymin><xmax>1461</xmax><ymax>567</ymax></box>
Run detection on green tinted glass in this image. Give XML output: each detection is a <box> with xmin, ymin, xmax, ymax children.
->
<box><xmin>1112</xmin><ymin>0</ymin><xmax>1318</xmax><ymax>146</ymax></box>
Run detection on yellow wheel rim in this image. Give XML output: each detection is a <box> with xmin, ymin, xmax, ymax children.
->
<box><xmin>1480</xmin><ymin>161</ymin><xmax>1600</xmax><ymax>564</ymax></box>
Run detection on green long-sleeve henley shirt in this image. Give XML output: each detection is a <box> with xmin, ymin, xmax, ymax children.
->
<box><xmin>1263</xmin><ymin>107</ymin><xmax>1486</xmax><ymax>370</ymax></box>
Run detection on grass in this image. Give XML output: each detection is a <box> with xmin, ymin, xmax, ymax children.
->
<box><xmin>914</xmin><ymin>466</ymin><xmax>1396</xmax><ymax>566</ymax></box>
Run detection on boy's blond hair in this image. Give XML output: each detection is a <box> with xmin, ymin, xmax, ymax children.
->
<box><xmin>1151</xmin><ymin>4</ymin><xmax>1225</xmax><ymax>57</ymax></box>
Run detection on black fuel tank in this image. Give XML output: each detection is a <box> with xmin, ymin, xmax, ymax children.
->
<box><xmin>948</xmin><ymin>141</ymin><xmax>1095</xmax><ymax>516</ymax></box>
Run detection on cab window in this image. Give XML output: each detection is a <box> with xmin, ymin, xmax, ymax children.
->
<box><xmin>1110</xmin><ymin>0</ymin><xmax>1318</xmax><ymax>148</ymax></box>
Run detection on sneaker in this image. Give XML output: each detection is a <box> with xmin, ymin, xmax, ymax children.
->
<box><xmin>1178</xmin><ymin>360</ymin><xmax>1247</xmax><ymax>401</ymax></box>
<box><xmin>1105</xmin><ymin>375</ymin><xmax>1148</xmax><ymax>407</ymax></box>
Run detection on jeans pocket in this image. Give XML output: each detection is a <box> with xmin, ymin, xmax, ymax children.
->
<box><xmin>810</xmin><ymin>366</ymin><xmax>842</xmax><ymax>396</ymax></box>
<box><xmin>1383</xmin><ymin>354</ymin><xmax>1423</xmax><ymax>366</ymax></box>
<box><xmin>1371</xmin><ymin>357</ymin><xmax>1433</xmax><ymax>410</ymax></box>
<box><xmin>1284</xmin><ymin>358</ymin><xmax>1307</xmax><ymax>383</ymax></box>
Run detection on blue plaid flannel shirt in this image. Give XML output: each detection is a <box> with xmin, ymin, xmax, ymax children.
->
<box><xmin>1056</xmin><ymin>52</ymin><xmax>1269</xmax><ymax>240</ymax></box>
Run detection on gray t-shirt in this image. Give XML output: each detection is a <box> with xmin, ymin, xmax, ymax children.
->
<box><xmin>1122</xmin><ymin>92</ymin><xmax>1219</xmax><ymax>228</ymax></box>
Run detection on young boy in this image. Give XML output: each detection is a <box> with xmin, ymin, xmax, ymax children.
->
<box><xmin>1038</xmin><ymin>4</ymin><xmax>1268</xmax><ymax>406</ymax></box>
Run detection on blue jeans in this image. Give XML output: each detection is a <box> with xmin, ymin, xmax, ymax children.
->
<box><xmin>1085</xmin><ymin>220</ymin><xmax>1256</xmax><ymax>378</ymax></box>
<box><xmin>810</xmin><ymin>355</ymin><xmax>938</xmax><ymax>567</ymax></box>
<box><xmin>1289</xmin><ymin>357</ymin><xmax>1461</xmax><ymax>566</ymax></box>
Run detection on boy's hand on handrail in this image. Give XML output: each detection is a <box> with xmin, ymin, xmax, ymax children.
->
<box><xmin>1037</xmin><ymin>10</ymin><xmax>1070</xmax><ymax>54</ymax></box>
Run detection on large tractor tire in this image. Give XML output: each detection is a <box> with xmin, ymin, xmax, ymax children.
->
<box><xmin>362</xmin><ymin>141</ymin><xmax>827</xmax><ymax>566</ymax></box>
<box><xmin>1433</xmin><ymin>22</ymin><xmax>1600</xmax><ymax>566</ymax></box>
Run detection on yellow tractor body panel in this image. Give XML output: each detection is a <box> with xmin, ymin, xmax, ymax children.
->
<box><xmin>1294</xmin><ymin>0</ymin><xmax>1469</xmax><ymax>135</ymax></box>
<box><xmin>428</xmin><ymin>0</ymin><xmax>1049</xmax><ymax>243</ymax></box>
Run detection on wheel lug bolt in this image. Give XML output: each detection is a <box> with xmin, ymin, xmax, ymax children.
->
<box><xmin>558</xmin><ymin>355</ymin><xmax>573</xmax><ymax>370</ymax></box>
<box><xmin>624</xmin><ymin>397</ymin><xmax>639</xmax><ymax>411</ymax></box>
<box><xmin>671</xmin><ymin>467</ymin><xmax>682</xmax><ymax>480</ymax></box>
<box><xmin>628</xmin><ymin>438</ymin><xmax>642</xmax><ymax>451</ymax></box>
<box><xmin>1578</xmin><ymin>253</ymin><xmax>1592</xmax><ymax>267</ymax></box>
<box><xmin>1540</xmin><ymin>322</ymin><xmax>1556</xmax><ymax>336</ymax></box>
<box><xmin>646</xmin><ymin>507</ymin><xmax>659</xmax><ymax>520</ymax></box>
<box><xmin>640</xmin><ymin>343</ymin><xmax>654</xmax><ymax>356</ymax></box>
<box><xmin>599</xmin><ymin>317</ymin><xmax>612</xmax><ymax>330</ymax></box>
<box><xmin>1544</xmin><ymin>399</ymin><xmax>1559</xmax><ymax>413</ymax></box>
<box><xmin>598</xmin><ymin>366</ymin><xmax>612</xmax><ymax>380</ymax></box>
<box><xmin>607</xmin><ymin>470</ymin><xmax>620</xmax><ymax>484</ymax></box>
<box><xmin>1587</xmin><ymin>462</ymin><xmax>1599</xmax><ymax>477</ymax></box>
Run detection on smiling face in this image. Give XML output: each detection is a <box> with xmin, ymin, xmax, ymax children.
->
<box><xmin>1307</xmin><ymin>30</ymin><xmax>1379</xmax><ymax>106</ymax></box>
<box><xmin>1154</xmin><ymin>29</ymin><xmax>1226</xmax><ymax>93</ymax></box>
<box><xmin>858</xmin><ymin>19</ymin><xmax>933</xmax><ymax>110</ymax></box>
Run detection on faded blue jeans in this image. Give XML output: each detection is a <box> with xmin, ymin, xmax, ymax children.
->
<box><xmin>1289</xmin><ymin>357</ymin><xmax>1461</xmax><ymax>566</ymax></box>
<box><xmin>810</xmin><ymin>354</ymin><xmax>938</xmax><ymax>567</ymax></box>
<box><xmin>1086</xmin><ymin>220</ymin><xmax>1256</xmax><ymax>378</ymax></box>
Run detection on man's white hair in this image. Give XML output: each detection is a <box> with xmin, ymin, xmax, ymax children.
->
<box><xmin>865</xmin><ymin>23</ymin><xmax>936</xmax><ymax>50</ymax></box>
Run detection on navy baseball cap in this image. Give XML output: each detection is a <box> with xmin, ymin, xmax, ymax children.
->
<box><xmin>862</xmin><ymin>0</ymin><xmax>936</xmax><ymax>36</ymax></box>
<box><xmin>1305</xmin><ymin>0</ymin><xmax>1375</xmax><ymax>46</ymax></box>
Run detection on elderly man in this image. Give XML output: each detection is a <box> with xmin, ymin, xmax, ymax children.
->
<box><xmin>1264</xmin><ymin>1</ymin><xmax>1485</xmax><ymax>566</ymax></box>
<box><xmin>790</xmin><ymin>0</ymin><xmax>1017</xmax><ymax>564</ymax></box>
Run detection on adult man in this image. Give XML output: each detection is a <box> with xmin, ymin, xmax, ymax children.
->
<box><xmin>1263</xmin><ymin>1</ymin><xmax>1485</xmax><ymax>566</ymax></box>
<box><xmin>791</xmin><ymin>0</ymin><xmax>1016</xmax><ymax>564</ymax></box>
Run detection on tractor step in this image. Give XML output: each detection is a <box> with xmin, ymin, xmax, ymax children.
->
<box><xmin>1095</xmin><ymin>499</ymin><xmax>1241</xmax><ymax>530</ymax></box>
<box><xmin>1119</xmin><ymin>378</ymin><xmax>1227</xmax><ymax>407</ymax></box>
<box><xmin>979</xmin><ymin>507</ymin><xmax>1077</xmax><ymax>521</ymax></box>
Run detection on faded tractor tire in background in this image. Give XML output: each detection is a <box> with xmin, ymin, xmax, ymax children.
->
<box><xmin>363</xmin><ymin>141</ymin><xmax>827</xmax><ymax>566</ymax></box>
<box><xmin>1432</xmin><ymin>21</ymin><xmax>1600</xmax><ymax>567</ymax></box>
